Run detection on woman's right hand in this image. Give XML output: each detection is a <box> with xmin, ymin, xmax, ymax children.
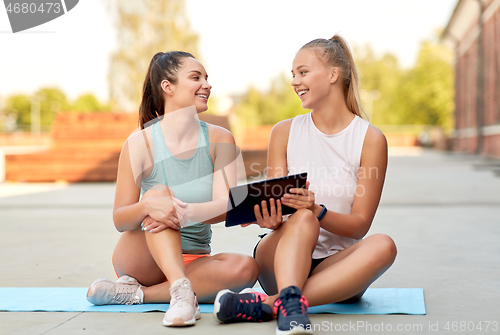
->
<box><xmin>252</xmin><ymin>198</ymin><xmax>283</xmax><ymax>230</ymax></box>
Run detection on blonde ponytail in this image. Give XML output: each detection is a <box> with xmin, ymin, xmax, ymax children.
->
<box><xmin>301</xmin><ymin>35</ymin><xmax>366</xmax><ymax>119</ymax></box>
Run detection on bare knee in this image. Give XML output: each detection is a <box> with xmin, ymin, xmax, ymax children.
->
<box><xmin>227</xmin><ymin>255</ymin><xmax>259</xmax><ymax>287</ymax></box>
<box><xmin>370</xmin><ymin>234</ymin><xmax>397</xmax><ymax>267</ymax></box>
<box><xmin>285</xmin><ymin>209</ymin><xmax>320</xmax><ymax>232</ymax></box>
<box><xmin>294</xmin><ymin>208</ymin><xmax>318</xmax><ymax>222</ymax></box>
<box><xmin>237</xmin><ymin>255</ymin><xmax>260</xmax><ymax>283</ymax></box>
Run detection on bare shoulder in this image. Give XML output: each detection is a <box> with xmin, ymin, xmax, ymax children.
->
<box><xmin>122</xmin><ymin>127</ymin><xmax>153</xmax><ymax>164</ymax></box>
<box><xmin>272</xmin><ymin>118</ymin><xmax>293</xmax><ymax>134</ymax></box>
<box><xmin>365</xmin><ymin>124</ymin><xmax>387</xmax><ymax>146</ymax></box>
<box><xmin>361</xmin><ymin>124</ymin><xmax>388</xmax><ymax>165</ymax></box>
<box><xmin>270</xmin><ymin>118</ymin><xmax>293</xmax><ymax>141</ymax></box>
<box><xmin>126</xmin><ymin>127</ymin><xmax>152</xmax><ymax>149</ymax></box>
<box><xmin>205</xmin><ymin>123</ymin><xmax>235</xmax><ymax>144</ymax></box>
<box><xmin>127</xmin><ymin>127</ymin><xmax>145</xmax><ymax>141</ymax></box>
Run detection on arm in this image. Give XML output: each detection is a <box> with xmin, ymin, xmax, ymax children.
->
<box><xmin>314</xmin><ymin>125</ymin><xmax>388</xmax><ymax>240</ymax></box>
<box><xmin>246</xmin><ymin>119</ymin><xmax>292</xmax><ymax>229</ymax></box>
<box><xmin>266</xmin><ymin>119</ymin><xmax>292</xmax><ymax>179</ymax></box>
<box><xmin>112</xmin><ymin>139</ymin><xmax>149</xmax><ymax>232</ymax></box>
<box><xmin>113</xmin><ymin>136</ymin><xmax>180</xmax><ymax>232</ymax></box>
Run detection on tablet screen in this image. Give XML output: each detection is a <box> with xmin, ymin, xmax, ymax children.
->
<box><xmin>225</xmin><ymin>172</ymin><xmax>308</xmax><ymax>227</ymax></box>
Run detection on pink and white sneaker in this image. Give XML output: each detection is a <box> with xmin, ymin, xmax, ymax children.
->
<box><xmin>86</xmin><ymin>275</ymin><xmax>144</xmax><ymax>305</ymax></box>
<box><xmin>163</xmin><ymin>278</ymin><xmax>201</xmax><ymax>327</ymax></box>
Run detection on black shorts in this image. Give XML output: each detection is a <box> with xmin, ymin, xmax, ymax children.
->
<box><xmin>253</xmin><ymin>233</ymin><xmax>328</xmax><ymax>294</ymax></box>
<box><xmin>253</xmin><ymin>233</ymin><xmax>363</xmax><ymax>303</ymax></box>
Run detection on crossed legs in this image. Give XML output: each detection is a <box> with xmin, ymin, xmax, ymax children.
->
<box><xmin>254</xmin><ymin>209</ymin><xmax>397</xmax><ymax>308</ymax></box>
<box><xmin>112</xmin><ymin>228</ymin><xmax>259</xmax><ymax>303</ymax></box>
<box><xmin>112</xmin><ymin>187</ymin><xmax>259</xmax><ymax>304</ymax></box>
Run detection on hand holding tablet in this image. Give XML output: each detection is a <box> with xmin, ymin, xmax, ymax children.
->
<box><xmin>225</xmin><ymin>172</ymin><xmax>308</xmax><ymax>227</ymax></box>
<box><xmin>280</xmin><ymin>181</ymin><xmax>316</xmax><ymax>212</ymax></box>
<box><xmin>249</xmin><ymin>197</ymin><xmax>284</xmax><ymax>229</ymax></box>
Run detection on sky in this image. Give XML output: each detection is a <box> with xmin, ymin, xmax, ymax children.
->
<box><xmin>0</xmin><ymin>0</ymin><xmax>457</xmax><ymax>106</ymax></box>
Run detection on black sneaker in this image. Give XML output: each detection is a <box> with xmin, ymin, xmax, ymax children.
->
<box><xmin>273</xmin><ymin>286</ymin><xmax>313</xmax><ymax>335</ymax></box>
<box><xmin>213</xmin><ymin>288</ymin><xmax>273</xmax><ymax>323</ymax></box>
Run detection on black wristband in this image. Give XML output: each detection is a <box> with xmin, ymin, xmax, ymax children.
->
<box><xmin>317</xmin><ymin>204</ymin><xmax>327</xmax><ymax>221</ymax></box>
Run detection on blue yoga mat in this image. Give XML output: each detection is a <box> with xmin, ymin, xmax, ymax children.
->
<box><xmin>0</xmin><ymin>287</ymin><xmax>425</xmax><ymax>315</ymax></box>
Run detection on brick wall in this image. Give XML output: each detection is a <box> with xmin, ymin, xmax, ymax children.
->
<box><xmin>452</xmin><ymin>2</ymin><xmax>500</xmax><ymax>157</ymax></box>
<box><xmin>4</xmin><ymin>113</ymin><xmax>267</xmax><ymax>182</ymax></box>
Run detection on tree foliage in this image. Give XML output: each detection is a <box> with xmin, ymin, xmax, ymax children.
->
<box><xmin>2</xmin><ymin>89</ymin><xmax>110</xmax><ymax>129</ymax></box>
<box><xmin>234</xmin><ymin>74</ymin><xmax>305</xmax><ymax>126</ymax></box>
<box><xmin>390</xmin><ymin>42</ymin><xmax>454</xmax><ymax>130</ymax></box>
<box><xmin>72</xmin><ymin>93</ymin><xmax>111</xmax><ymax>113</ymax></box>
<box><xmin>108</xmin><ymin>0</ymin><xmax>199</xmax><ymax>112</ymax></box>
<box><xmin>4</xmin><ymin>94</ymin><xmax>30</xmax><ymax>125</ymax></box>
<box><xmin>4</xmin><ymin>87</ymin><xmax>70</xmax><ymax>126</ymax></box>
<box><xmin>233</xmin><ymin>39</ymin><xmax>454</xmax><ymax>131</ymax></box>
<box><xmin>355</xmin><ymin>45</ymin><xmax>402</xmax><ymax>124</ymax></box>
<box><xmin>36</xmin><ymin>87</ymin><xmax>71</xmax><ymax>125</ymax></box>
<box><xmin>355</xmin><ymin>40</ymin><xmax>454</xmax><ymax>130</ymax></box>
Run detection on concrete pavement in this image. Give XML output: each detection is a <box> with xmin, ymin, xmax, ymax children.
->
<box><xmin>1</xmin><ymin>149</ymin><xmax>500</xmax><ymax>334</ymax></box>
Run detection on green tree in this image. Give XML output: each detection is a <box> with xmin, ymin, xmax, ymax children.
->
<box><xmin>5</xmin><ymin>94</ymin><xmax>30</xmax><ymax>126</ymax></box>
<box><xmin>36</xmin><ymin>87</ymin><xmax>70</xmax><ymax>125</ymax></box>
<box><xmin>234</xmin><ymin>86</ymin><xmax>263</xmax><ymax>126</ymax></box>
<box><xmin>355</xmin><ymin>45</ymin><xmax>402</xmax><ymax>124</ymax></box>
<box><xmin>262</xmin><ymin>74</ymin><xmax>305</xmax><ymax>124</ymax></box>
<box><xmin>71</xmin><ymin>93</ymin><xmax>110</xmax><ymax>113</ymax></box>
<box><xmin>108</xmin><ymin>0</ymin><xmax>199</xmax><ymax>112</ymax></box>
<box><xmin>391</xmin><ymin>41</ymin><xmax>454</xmax><ymax>130</ymax></box>
<box><xmin>234</xmin><ymin>74</ymin><xmax>306</xmax><ymax>126</ymax></box>
<box><xmin>4</xmin><ymin>87</ymin><xmax>70</xmax><ymax>127</ymax></box>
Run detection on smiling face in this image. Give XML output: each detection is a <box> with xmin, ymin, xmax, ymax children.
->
<box><xmin>165</xmin><ymin>57</ymin><xmax>211</xmax><ymax>113</ymax></box>
<box><xmin>291</xmin><ymin>48</ymin><xmax>335</xmax><ymax>110</ymax></box>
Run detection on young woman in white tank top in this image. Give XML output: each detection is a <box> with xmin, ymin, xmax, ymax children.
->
<box><xmin>214</xmin><ymin>36</ymin><xmax>397</xmax><ymax>334</ymax></box>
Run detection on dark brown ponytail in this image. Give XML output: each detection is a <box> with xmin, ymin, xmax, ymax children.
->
<box><xmin>301</xmin><ymin>35</ymin><xmax>366</xmax><ymax>119</ymax></box>
<box><xmin>138</xmin><ymin>51</ymin><xmax>195</xmax><ymax>129</ymax></box>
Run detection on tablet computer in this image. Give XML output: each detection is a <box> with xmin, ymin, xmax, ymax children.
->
<box><xmin>225</xmin><ymin>172</ymin><xmax>308</xmax><ymax>227</ymax></box>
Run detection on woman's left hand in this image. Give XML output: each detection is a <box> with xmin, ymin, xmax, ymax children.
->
<box><xmin>172</xmin><ymin>197</ymin><xmax>189</xmax><ymax>228</ymax></box>
<box><xmin>281</xmin><ymin>181</ymin><xmax>315</xmax><ymax>211</ymax></box>
<box><xmin>142</xmin><ymin>198</ymin><xmax>189</xmax><ymax>232</ymax></box>
<box><xmin>141</xmin><ymin>215</ymin><xmax>169</xmax><ymax>233</ymax></box>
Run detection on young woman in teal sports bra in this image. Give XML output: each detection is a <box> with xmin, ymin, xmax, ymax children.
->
<box><xmin>86</xmin><ymin>51</ymin><xmax>259</xmax><ymax>327</ymax></box>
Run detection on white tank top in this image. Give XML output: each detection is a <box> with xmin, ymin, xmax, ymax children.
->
<box><xmin>286</xmin><ymin>112</ymin><xmax>370</xmax><ymax>258</ymax></box>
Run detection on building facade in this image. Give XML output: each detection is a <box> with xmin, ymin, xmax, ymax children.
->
<box><xmin>443</xmin><ymin>0</ymin><xmax>500</xmax><ymax>157</ymax></box>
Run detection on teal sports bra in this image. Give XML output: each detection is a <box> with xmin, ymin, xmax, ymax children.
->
<box><xmin>141</xmin><ymin>120</ymin><xmax>213</xmax><ymax>254</ymax></box>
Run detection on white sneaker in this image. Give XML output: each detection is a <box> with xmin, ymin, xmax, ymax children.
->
<box><xmin>86</xmin><ymin>275</ymin><xmax>144</xmax><ymax>305</ymax></box>
<box><xmin>163</xmin><ymin>278</ymin><xmax>201</xmax><ymax>327</ymax></box>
